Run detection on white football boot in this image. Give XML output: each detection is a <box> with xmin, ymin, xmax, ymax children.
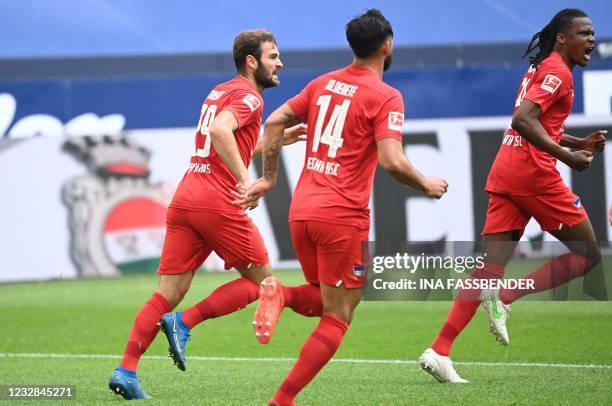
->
<box><xmin>480</xmin><ymin>288</ymin><xmax>510</xmax><ymax>345</ymax></box>
<box><xmin>419</xmin><ymin>348</ymin><xmax>469</xmax><ymax>383</ymax></box>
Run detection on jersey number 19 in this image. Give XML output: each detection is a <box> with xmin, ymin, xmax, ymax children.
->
<box><xmin>193</xmin><ymin>103</ymin><xmax>218</xmax><ymax>158</ymax></box>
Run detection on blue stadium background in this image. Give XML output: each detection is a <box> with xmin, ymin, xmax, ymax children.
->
<box><xmin>2</xmin><ymin>0</ymin><xmax>611</xmax><ymax>127</ymax></box>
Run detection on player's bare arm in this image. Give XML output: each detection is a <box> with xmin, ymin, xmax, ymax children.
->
<box><xmin>233</xmin><ymin>104</ymin><xmax>301</xmax><ymax>208</ymax></box>
<box><xmin>262</xmin><ymin>104</ymin><xmax>302</xmax><ymax>183</ymax></box>
<box><xmin>511</xmin><ymin>99</ymin><xmax>593</xmax><ymax>171</ymax></box>
<box><xmin>209</xmin><ymin>110</ymin><xmax>251</xmax><ymax>185</ymax></box>
<box><xmin>376</xmin><ymin>137</ymin><xmax>448</xmax><ymax>199</ymax></box>
<box><xmin>252</xmin><ymin>123</ymin><xmax>307</xmax><ymax>156</ymax></box>
<box><xmin>560</xmin><ymin>130</ymin><xmax>607</xmax><ymax>152</ymax></box>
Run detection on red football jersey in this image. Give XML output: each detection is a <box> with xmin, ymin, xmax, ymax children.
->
<box><xmin>486</xmin><ymin>51</ymin><xmax>574</xmax><ymax>195</ymax></box>
<box><xmin>170</xmin><ymin>76</ymin><xmax>263</xmax><ymax>212</ymax></box>
<box><xmin>287</xmin><ymin>64</ymin><xmax>404</xmax><ymax>227</ymax></box>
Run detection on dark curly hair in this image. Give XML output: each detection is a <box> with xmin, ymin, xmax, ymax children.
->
<box><xmin>346</xmin><ymin>9</ymin><xmax>393</xmax><ymax>58</ymax></box>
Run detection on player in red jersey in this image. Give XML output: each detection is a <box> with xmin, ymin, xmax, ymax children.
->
<box><xmin>420</xmin><ymin>9</ymin><xmax>606</xmax><ymax>383</ymax></box>
<box><xmin>235</xmin><ymin>10</ymin><xmax>448</xmax><ymax>405</ymax></box>
<box><xmin>108</xmin><ymin>29</ymin><xmax>306</xmax><ymax>400</ymax></box>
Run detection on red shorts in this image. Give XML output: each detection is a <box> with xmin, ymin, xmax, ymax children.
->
<box><xmin>158</xmin><ymin>207</ymin><xmax>269</xmax><ymax>274</ymax></box>
<box><xmin>290</xmin><ymin>220</ymin><xmax>369</xmax><ymax>289</ymax></box>
<box><xmin>482</xmin><ymin>189</ymin><xmax>587</xmax><ymax>235</ymax></box>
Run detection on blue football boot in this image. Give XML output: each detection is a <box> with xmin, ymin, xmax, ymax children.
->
<box><xmin>108</xmin><ymin>368</ymin><xmax>151</xmax><ymax>400</ymax></box>
<box><xmin>160</xmin><ymin>312</ymin><xmax>191</xmax><ymax>371</ymax></box>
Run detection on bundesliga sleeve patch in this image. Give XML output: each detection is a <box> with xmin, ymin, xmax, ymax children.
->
<box><xmin>388</xmin><ymin>112</ymin><xmax>404</xmax><ymax>131</ymax></box>
<box><xmin>242</xmin><ymin>93</ymin><xmax>262</xmax><ymax>112</ymax></box>
<box><xmin>540</xmin><ymin>74</ymin><xmax>562</xmax><ymax>94</ymax></box>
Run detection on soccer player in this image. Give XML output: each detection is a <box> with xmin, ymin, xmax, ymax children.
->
<box><xmin>420</xmin><ymin>8</ymin><xmax>606</xmax><ymax>383</ymax></box>
<box><xmin>236</xmin><ymin>10</ymin><xmax>448</xmax><ymax>405</ymax></box>
<box><xmin>108</xmin><ymin>29</ymin><xmax>306</xmax><ymax>399</ymax></box>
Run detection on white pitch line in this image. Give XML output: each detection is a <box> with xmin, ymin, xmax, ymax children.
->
<box><xmin>0</xmin><ymin>353</ymin><xmax>610</xmax><ymax>370</ymax></box>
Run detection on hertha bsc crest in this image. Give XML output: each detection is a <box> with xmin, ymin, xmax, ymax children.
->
<box><xmin>62</xmin><ymin>135</ymin><xmax>173</xmax><ymax>277</ymax></box>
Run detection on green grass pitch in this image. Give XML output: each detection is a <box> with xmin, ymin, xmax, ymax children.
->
<box><xmin>1</xmin><ymin>268</ymin><xmax>611</xmax><ymax>405</ymax></box>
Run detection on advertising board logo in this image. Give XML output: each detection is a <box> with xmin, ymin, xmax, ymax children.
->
<box><xmin>62</xmin><ymin>135</ymin><xmax>173</xmax><ymax>277</ymax></box>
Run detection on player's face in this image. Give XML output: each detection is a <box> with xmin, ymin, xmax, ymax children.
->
<box><xmin>255</xmin><ymin>41</ymin><xmax>283</xmax><ymax>88</ymax></box>
<box><xmin>560</xmin><ymin>17</ymin><xmax>595</xmax><ymax>68</ymax></box>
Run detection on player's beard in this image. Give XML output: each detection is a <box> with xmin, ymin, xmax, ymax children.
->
<box><xmin>383</xmin><ymin>54</ymin><xmax>393</xmax><ymax>72</ymax></box>
<box><xmin>254</xmin><ymin>64</ymin><xmax>279</xmax><ymax>89</ymax></box>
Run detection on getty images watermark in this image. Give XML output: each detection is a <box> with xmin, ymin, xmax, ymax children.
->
<box><xmin>370</xmin><ymin>252</ymin><xmax>534</xmax><ymax>291</ymax></box>
<box><xmin>360</xmin><ymin>241</ymin><xmax>610</xmax><ymax>301</ymax></box>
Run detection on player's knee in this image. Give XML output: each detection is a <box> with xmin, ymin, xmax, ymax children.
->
<box><xmin>156</xmin><ymin>285</ymin><xmax>189</xmax><ymax>308</ymax></box>
<box><xmin>239</xmin><ymin>263</ymin><xmax>272</xmax><ymax>284</ymax></box>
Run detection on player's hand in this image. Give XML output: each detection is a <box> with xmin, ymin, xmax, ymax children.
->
<box><xmin>423</xmin><ymin>177</ymin><xmax>448</xmax><ymax>199</ymax></box>
<box><xmin>231</xmin><ymin>177</ymin><xmax>275</xmax><ymax>209</ymax></box>
<box><xmin>232</xmin><ymin>180</ymin><xmax>259</xmax><ymax>210</ymax></box>
<box><xmin>608</xmin><ymin>205</ymin><xmax>612</xmax><ymax>227</ymax></box>
<box><xmin>583</xmin><ymin>130</ymin><xmax>607</xmax><ymax>152</ymax></box>
<box><xmin>566</xmin><ymin>150</ymin><xmax>593</xmax><ymax>171</ymax></box>
<box><xmin>282</xmin><ymin>123</ymin><xmax>307</xmax><ymax>146</ymax></box>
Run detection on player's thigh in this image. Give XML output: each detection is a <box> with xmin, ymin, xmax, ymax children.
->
<box><xmin>290</xmin><ymin>220</ymin><xmax>319</xmax><ymax>285</ymax></box>
<box><xmin>482</xmin><ymin>192</ymin><xmax>530</xmax><ymax>236</ymax></box>
<box><xmin>308</xmin><ymin>221</ymin><xmax>369</xmax><ymax>290</ymax></box>
<box><xmin>191</xmin><ymin>211</ymin><xmax>270</xmax><ymax>271</ymax></box>
<box><xmin>158</xmin><ymin>207</ymin><xmax>213</xmax><ymax>275</ymax></box>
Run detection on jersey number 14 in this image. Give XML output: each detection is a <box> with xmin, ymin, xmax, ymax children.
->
<box><xmin>312</xmin><ymin>95</ymin><xmax>351</xmax><ymax>158</ymax></box>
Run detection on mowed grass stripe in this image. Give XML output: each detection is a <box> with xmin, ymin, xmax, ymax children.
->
<box><xmin>2</xmin><ymin>352</ymin><xmax>611</xmax><ymax>369</ymax></box>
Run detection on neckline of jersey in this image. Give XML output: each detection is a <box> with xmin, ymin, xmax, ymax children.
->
<box><xmin>234</xmin><ymin>74</ymin><xmax>261</xmax><ymax>94</ymax></box>
<box><xmin>548</xmin><ymin>51</ymin><xmax>572</xmax><ymax>75</ymax></box>
<box><xmin>346</xmin><ymin>64</ymin><xmax>378</xmax><ymax>77</ymax></box>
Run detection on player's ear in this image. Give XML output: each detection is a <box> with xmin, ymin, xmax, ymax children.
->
<box><xmin>556</xmin><ymin>32</ymin><xmax>567</xmax><ymax>46</ymax></box>
<box><xmin>383</xmin><ymin>38</ymin><xmax>393</xmax><ymax>56</ymax></box>
<box><xmin>245</xmin><ymin>54</ymin><xmax>258</xmax><ymax>71</ymax></box>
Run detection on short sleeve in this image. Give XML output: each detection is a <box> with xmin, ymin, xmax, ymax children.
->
<box><xmin>373</xmin><ymin>90</ymin><xmax>404</xmax><ymax>141</ymax></box>
<box><xmin>287</xmin><ymin>79</ymin><xmax>316</xmax><ymax>122</ymax></box>
<box><xmin>224</xmin><ymin>91</ymin><xmax>263</xmax><ymax>129</ymax></box>
<box><xmin>524</xmin><ymin>65</ymin><xmax>571</xmax><ymax>113</ymax></box>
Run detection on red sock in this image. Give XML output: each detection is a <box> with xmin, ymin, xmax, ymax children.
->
<box><xmin>120</xmin><ymin>292</ymin><xmax>171</xmax><ymax>371</ymax></box>
<box><xmin>182</xmin><ymin>277</ymin><xmax>259</xmax><ymax>328</ymax></box>
<box><xmin>431</xmin><ymin>261</ymin><xmax>504</xmax><ymax>356</ymax></box>
<box><xmin>282</xmin><ymin>284</ymin><xmax>322</xmax><ymax>317</ymax></box>
<box><xmin>272</xmin><ymin>314</ymin><xmax>348</xmax><ymax>405</ymax></box>
<box><xmin>500</xmin><ymin>253</ymin><xmax>593</xmax><ymax>305</ymax></box>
